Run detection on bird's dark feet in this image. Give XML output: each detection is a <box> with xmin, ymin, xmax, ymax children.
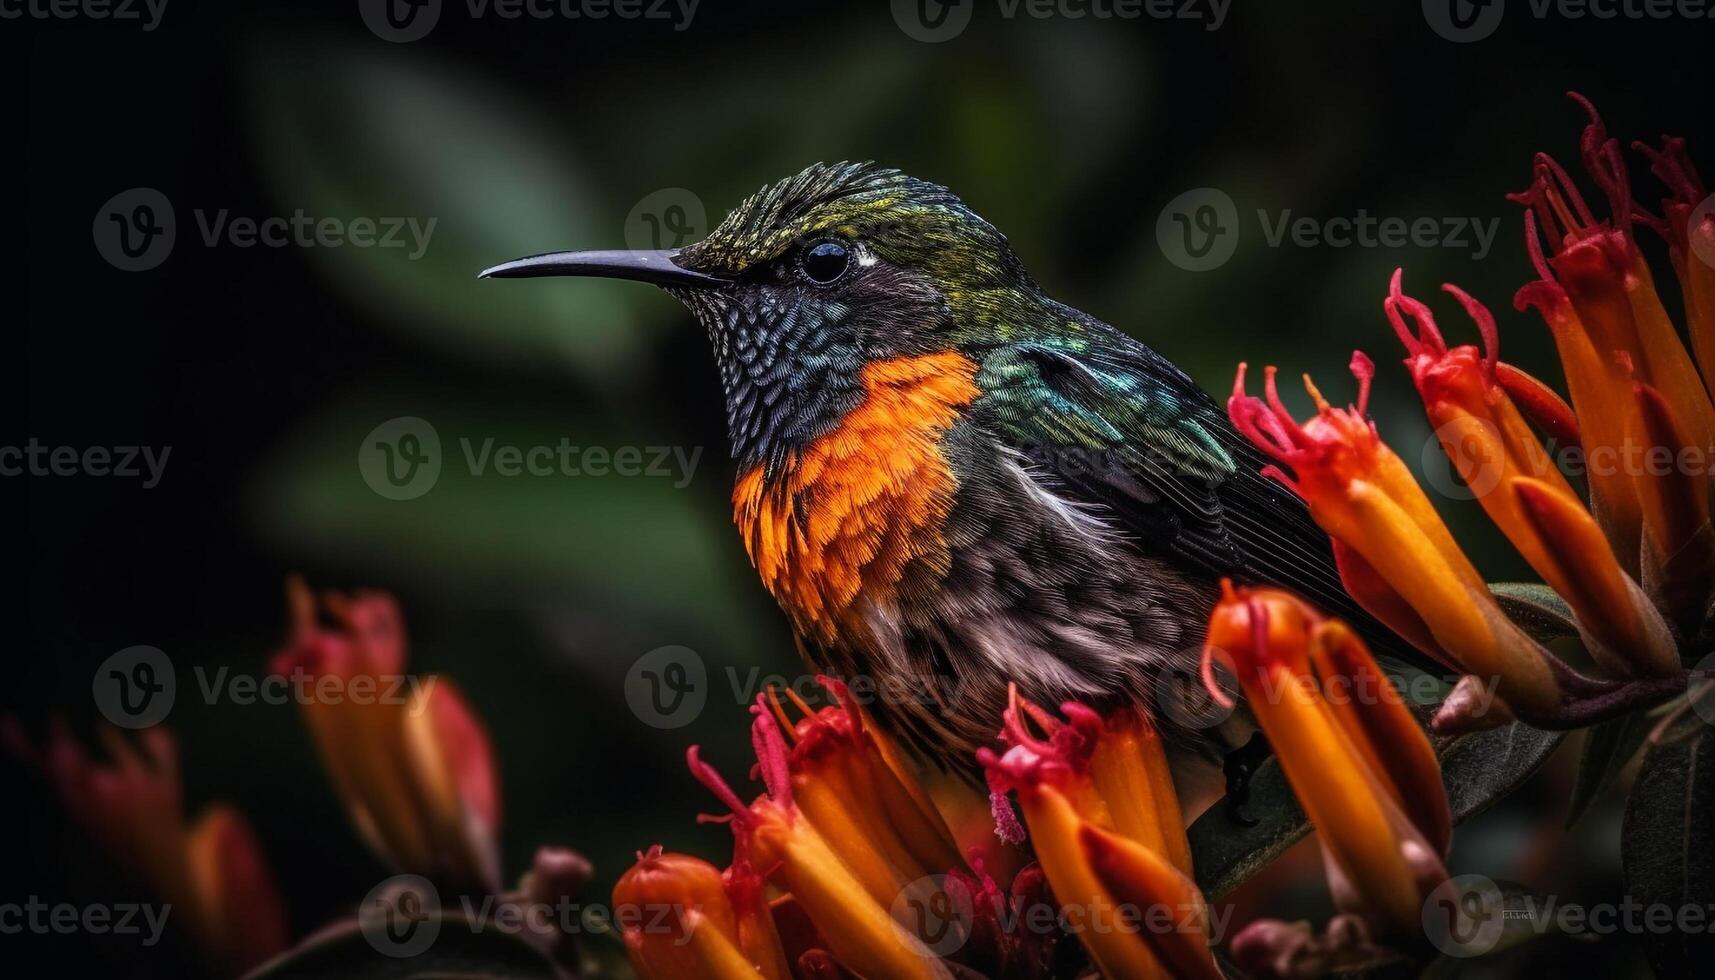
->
<box><xmin>1223</xmin><ymin>732</ymin><xmax>1274</xmax><ymax>826</ymax></box>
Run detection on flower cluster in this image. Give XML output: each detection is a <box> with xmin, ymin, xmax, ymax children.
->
<box><xmin>618</xmin><ymin>619</ymin><xmax>1449</xmax><ymax>980</ymax></box>
<box><xmin>3</xmin><ymin>721</ymin><xmax>288</xmax><ymax>974</ymax></box>
<box><xmin>1228</xmin><ymin>97</ymin><xmax>1708</xmax><ymax>733</ymax></box>
<box><xmin>615</xmin><ymin>672</ymin><xmax>1227</xmax><ymax>979</ymax></box>
<box><xmin>270</xmin><ymin>576</ymin><xmax>504</xmax><ymax>892</ymax></box>
<box><xmin>7</xmin><ymin>579</ymin><xmax>522</xmax><ymax>976</ymax></box>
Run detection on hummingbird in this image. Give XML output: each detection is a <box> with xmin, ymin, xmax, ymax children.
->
<box><xmin>482</xmin><ymin>163</ymin><xmax>1401</xmax><ymax>785</ymax></box>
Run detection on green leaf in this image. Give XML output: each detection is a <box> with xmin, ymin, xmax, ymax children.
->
<box><xmin>1490</xmin><ymin>582</ymin><xmax>1580</xmax><ymax>643</ymax></box>
<box><xmin>251</xmin><ymin>386</ymin><xmax>769</xmax><ymax>653</ymax></box>
<box><xmin>1439</xmin><ymin>720</ymin><xmax>1567</xmax><ymax>824</ymax></box>
<box><xmin>1190</xmin><ymin>720</ymin><xmax>1565</xmax><ymax>899</ymax></box>
<box><xmin>1566</xmin><ymin>712</ymin><xmax>1652</xmax><ymax>828</ymax></box>
<box><xmin>1622</xmin><ymin>726</ymin><xmax>1715</xmax><ymax>978</ymax></box>
<box><xmin>243</xmin><ymin>915</ymin><xmax>564</xmax><ymax>980</ymax></box>
<box><xmin>1189</xmin><ymin>757</ymin><xmax>1306</xmax><ymax>900</ymax></box>
<box><xmin>243</xmin><ymin>39</ymin><xmax>665</xmax><ymax>387</ymax></box>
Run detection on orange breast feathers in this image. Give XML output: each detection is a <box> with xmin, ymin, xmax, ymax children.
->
<box><xmin>732</xmin><ymin>351</ymin><xmax>982</xmax><ymax>646</ymax></box>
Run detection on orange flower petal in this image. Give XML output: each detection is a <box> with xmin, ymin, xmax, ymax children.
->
<box><xmin>688</xmin><ymin>734</ymin><xmax>951</xmax><ymax>980</ymax></box>
<box><xmin>1631</xmin><ymin>381</ymin><xmax>1715</xmax><ymax>628</ymax></box>
<box><xmin>1308</xmin><ymin>621</ymin><xmax>1450</xmax><ymax>856</ymax></box>
<box><xmin>1229</xmin><ymin>358</ymin><xmax>1563</xmax><ymax>719</ymax></box>
<box><xmin>1080</xmin><ymin>823</ymin><xmax>1224</xmax><ymax>980</ymax></box>
<box><xmin>185</xmin><ymin>806</ymin><xmax>290</xmax><ymax>973</ymax></box>
<box><xmin>1512</xmin><ymin>478</ymin><xmax>1678</xmax><ymax>676</ymax></box>
<box><xmin>1205</xmin><ymin>588</ymin><xmax>1449</xmax><ymax>935</ymax></box>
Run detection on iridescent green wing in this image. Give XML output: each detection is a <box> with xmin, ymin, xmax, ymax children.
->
<box><xmin>974</xmin><ymin>314</ymin><xmax>1369</xmax><ymax>625</ymax></box>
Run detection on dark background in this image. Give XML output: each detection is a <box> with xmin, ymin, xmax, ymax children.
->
<box><xmin>8</xmin><ymin>1</ymin><xmax>1712</xmax><ymax>975</ymax></box>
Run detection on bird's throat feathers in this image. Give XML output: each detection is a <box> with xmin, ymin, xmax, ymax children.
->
<box><xmin>732</xmin><ymin>350</ymin><xmax>980</xmax><ymax>645</ymax></box>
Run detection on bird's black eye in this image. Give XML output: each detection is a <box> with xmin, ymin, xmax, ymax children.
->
<box><xmin>801</xmin><ymin>240</ymin><xmax>851</xmax><ymax>284</ymax></box>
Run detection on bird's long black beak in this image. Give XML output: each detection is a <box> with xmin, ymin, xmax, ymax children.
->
<box><xmin>478</xmin><ymin>249</ymin><xmax>728</xmax><ymax>288</ymax></box>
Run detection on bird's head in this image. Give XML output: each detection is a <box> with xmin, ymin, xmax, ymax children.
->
<box><xmin>482</xmin><ymin>163</ymin><xmax>1043</xmax><ymax>467</ymax></box>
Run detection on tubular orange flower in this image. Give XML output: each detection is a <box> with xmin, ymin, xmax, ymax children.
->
<box><xmin>1635</xmin><ymin>132</ymin><xmax>1715</xmax><ymax>388</ymax></box>
<box><xmin>1513</xmin><ymin>96</ymin><xmax>1715</xmax><ymax>583</ymax></box>
<box><xmin>1514</xmin><ymin>268</ymin><xmax>1646</xmax><ymax>564</ymax></box>
<box><xmin>4</xmin><ymin>721</ymin><xmax>288</xmax><ymax>974</ymax></box>
<box><xmin>978</xmin><ymin>691</ymin><xmax>1221</xmax><ymax>980</ymax></box>
<box><xmin>762</xmin><ymin>679</ymin><xmax>963</xmax><ymax>901</ymax></box>
<box><xmin>613</xmin><ymin>846</ymin><xmax>788</xmax><ymax>980</ymax></box>
<box><xmin>689</xmin><ymin>714</ymin><xmax>952</xmax><ymax>980</ymax></box>
<box><xmin>1227</xmin><ymin>355</ymin><xmax>1562</xmax><ymax>718</ymax></box>
<box><xmin>1511</xmin><ymin>96</ymin><xmax>1715</xmax><ymax>456</ymax></box>
<box><xmin>1203</xmin><ymin>585</ymin><xmax>1449</xmax><ymax>936</ymax></box>
<box><xmin>1386</xmin><ymin>273</ymin><xmax>1676</xmax><ymax>678</ymax></box>
<box><xmin>726</xmin><ymin>857</ymin><xmax>794</xmax><ymax>980</ymax></box>
<box><xmin>1631</xmin><ymin>380</ymin><xmax>1715</xmax><ymax>625</ymax></box>
<box><xmin>272</xmin><ymin>578</ymin><xmax>501</xmax><ymax>890</ymax></box>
